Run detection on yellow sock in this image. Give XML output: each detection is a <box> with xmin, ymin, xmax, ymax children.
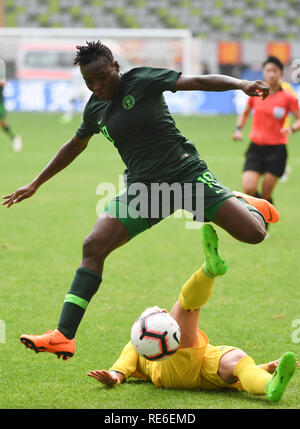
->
<box><xmin>233</xmin><ymin>355</ymin><xmax>272</xmax><ymax>395</ymax></box>
<box><xmin>179</xmin><ymin>265</ymin><xmax>215</xmax><ymax>311</ymax></box>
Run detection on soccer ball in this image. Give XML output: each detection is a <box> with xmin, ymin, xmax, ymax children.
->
<box><xmin>131</xmin><ymin>306</ymin><xmax>181</xmax><ymax>361</ymax></box>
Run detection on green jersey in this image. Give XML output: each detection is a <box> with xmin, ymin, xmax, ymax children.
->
<box><xmin>76</xmin><ymin>67</ymin><xmax>204</xmax><ymax>184</ymax></box>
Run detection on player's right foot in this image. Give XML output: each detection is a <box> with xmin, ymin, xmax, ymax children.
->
<box><xmin>200</xmin><ymin>224</ymin><xmax>228</xmax><ymax>276</ymax></box>
<box><xmin>233</xmin><ymin>191</ymin><xmax>279</xmax><ymax>223</ymax></box>
<box><xmin>265</xmin><ymin>352</ymin><xmax>297</xmax><ymax>402</ymax></box>
<box><xmin>20</xmin><ymin>329</ymin><xmax>75</xmax><ymax>360</ymax></box>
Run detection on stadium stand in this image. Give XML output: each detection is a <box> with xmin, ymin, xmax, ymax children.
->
<box><xmin>2</xmin><ymin>0</ymin><xmax>300</xmax><ymax>40</ymax></box>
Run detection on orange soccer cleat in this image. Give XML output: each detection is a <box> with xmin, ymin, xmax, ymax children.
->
<box><xmin>233</xmin><ymin>191</ymin><xmax>280</xmax><ymax>224</ymax></box>
<box><xmin>20</xmin><ymin>329</ymin><xmax>75</xmax><ymax>360</ymax></box>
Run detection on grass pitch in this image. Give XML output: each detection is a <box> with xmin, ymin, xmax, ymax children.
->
<box><xmin>0</xmin><ymin>112</ymin><xmax>299</xmax><ymax>409</ymax></box>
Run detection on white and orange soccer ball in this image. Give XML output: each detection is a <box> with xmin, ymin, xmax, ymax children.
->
<box><xmin>131</xmin><ymin>306</ymin><xmax>181</xmax><ymax>361</ymax></box>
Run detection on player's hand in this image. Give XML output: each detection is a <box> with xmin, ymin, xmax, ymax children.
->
<box><xmin>241</xmin><ymin>80</ymin><xmax>270</xmax><ymax>100</ymax></box>
<box><xmin>1</xmin><ymin>183</ymin><xmax>38</xmax><ymax>208</ymax></box>
<box><xmin>280</xmin><ymin>127</ymin><xmax>293</xmax><ymax>135</ymax></box>
<box><xmin>87</xmin><ymin>370</ymin><xmax>121</xmax><ymax>386</ymax></box>
<box><xmin>232</xmin><ymin>130</ymin><xmax>243</xmax><ymax>141</ymax></box>
<box><xmin>265</xmin><ymin>358</ymin><xmax>299</xmax><ymax>374</ymax></box>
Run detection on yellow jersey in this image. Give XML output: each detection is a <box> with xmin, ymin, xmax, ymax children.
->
<box><xmin>111</xmin><ymin>329</ymin><xmax>208</xmax><ymax>389</ymax></box>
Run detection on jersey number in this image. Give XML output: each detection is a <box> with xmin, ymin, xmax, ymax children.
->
<box><xmin>197</xmin><ymin>171</ymin><xmax>223</xmax><ymax>194</ymax></box>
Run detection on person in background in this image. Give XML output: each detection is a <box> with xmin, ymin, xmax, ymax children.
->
<box><xmin>232</xmin><ymin>56</ymin><xmax>300</xmax><ymax>232</ymax></box>
<box><xmin>0</xmin><ymin>58</ymin><xmax>22</xmax><ymax>152</ymax></box>
<box><xmin>279</xmin><ymin>80</ymin><xmax>298</xmax><ymax>182</ymax></box>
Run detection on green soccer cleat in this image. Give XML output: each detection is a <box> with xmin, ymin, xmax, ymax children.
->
<box><xmin>265</xmin><ymin>352</ymin><xmax>297</xmax><ymax>402</ymax></box>
<box><xmin>200</xmin><ymin>224</ymin><xmax>228</xmax><ymax>277</ymax></box>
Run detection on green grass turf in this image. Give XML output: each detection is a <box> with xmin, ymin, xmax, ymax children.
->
<box><xmin>0</xmin><ymin>112</ymin><xmax>299</xmax><ymax>409</ymax></box>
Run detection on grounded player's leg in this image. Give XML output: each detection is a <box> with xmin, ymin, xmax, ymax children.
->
<box><xmin>20</xmin><ymin>216</ymin><xmax>130</xmax><ymax>358</ymax></box>
<box><xmin>242</xmin><ymin>170</ymin><xmax>261</xmax><ymax>196</ymax></box>
<box><xmin>170</xmin><ymin>225</ymin><xmax>227</xmax><ymax>349</ymax></box>
<box><xmin>219</xmin><ymin>349</ymin><xmax>272</xmax><ymax>393</ymax></box>
<box><xmin>169</xmin><ymin>303</ymin><xmax>201</xmax><ymax>349</ymax></box>
<box><xmin>219</xmin><ymin>349</ymin><xmax>297</xmax><ymax>401</ymax></box>
<box><xmin>265</xmin><ymin>352</ymin><xmax>297</xmax><ymax>402</ymax></box>
<box><xmin>200</xmin><ymin>224</ymin><xmax>228</xmax><ymax>277</ymax></box>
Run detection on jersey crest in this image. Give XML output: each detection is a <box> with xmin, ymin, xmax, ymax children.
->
<box><xmin>122</xmin><ymin>95</ymin><xmax>135</xmax><ymax>110</ymax></box>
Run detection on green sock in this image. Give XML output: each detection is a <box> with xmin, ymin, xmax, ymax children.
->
<box><xmin>58</xmin><ymin>268</ymin><xmax>102</xmax><ymax>339</ymax></box>
<box><xmin>265</xmin><ymin>352</ymin><xmax>297</xmax><ymax>402</ymax></box>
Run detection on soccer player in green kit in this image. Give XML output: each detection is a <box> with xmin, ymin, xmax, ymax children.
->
<box><xmin>2</xmin><ymin>41</ymin><xmax>277</xmax><ymax>360</ymax></box>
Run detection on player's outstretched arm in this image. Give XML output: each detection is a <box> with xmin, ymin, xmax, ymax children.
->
<box><xmin>88</xmin><ymin>341</ymin><xmax>139</xmax><ymax>387</ymax></box>
<box><xmin>1</xmin><ymin>135</ymin><xmax>91</xmax><ymax>208</ymax></box>
<box><xmin>88</xmin><ymin>370</ymin><xmax>125</xmax><ymax>386</ymax></box>
<box><xmin>176</xmin><ymin>75</ymin><xmax>269</xmax><ymax>100</ymax></box>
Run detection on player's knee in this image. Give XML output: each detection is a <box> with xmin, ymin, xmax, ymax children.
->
<box><xmin>82</xmin><ymin>234</ymin><xmax>108</xmax><ymax>261</ymax></box>
<box><xmin>250</xmin><ymin>215</ymin><xmax>266</xmax><ymax>243</ymax></box>
<box><xmin>230</xmin><ymin>349</ymin><xmax>248</xmax><ymax>364</ymax></box>
<box><xmin>218</xmin><ymin>348</ymin><xmax>247</xmax><ymax>383</ymax></box>
<box><xmin>248</xmin><ymin>227</ymin><xmax>266</xmax><ymax>244</ymax></box>
<box><xmin>240</xmin><ymin>212</ymin><xmax>266</xmax><ymax>244</ymax></box>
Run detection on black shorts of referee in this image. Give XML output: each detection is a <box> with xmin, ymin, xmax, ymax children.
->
<box><xmin>243</xmin><ymin>141</ymin><xmax>287</xmax><ymax>178</ymax></box>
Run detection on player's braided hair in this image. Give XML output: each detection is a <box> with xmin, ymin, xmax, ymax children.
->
<box><xmin>73</xmin><ymin>41</ymin><xmax>114</xmax><ymax>66</ymax></box>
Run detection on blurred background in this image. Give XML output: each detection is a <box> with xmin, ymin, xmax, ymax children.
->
<box><xmin>0</xmin><ymin>0</ymin><xmax>299</xmax><ymax>114</ymax></box>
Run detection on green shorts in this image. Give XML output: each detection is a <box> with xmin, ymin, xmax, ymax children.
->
<box><xmin>102</xmin><ymin>165</ymin><xmax>237</xmax><ymax>240</ymax></box>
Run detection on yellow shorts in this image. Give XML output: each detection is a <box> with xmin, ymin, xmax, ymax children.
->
<box><xmin>199</xmin><ymin>344</ymin><xmax>243</xmax><ymax>391</ymax></box>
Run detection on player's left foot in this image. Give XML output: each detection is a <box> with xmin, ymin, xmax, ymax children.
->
<box><xmin>265</xmin><ymin>352</ymin><xmax>297</xmax><ymax>402</ymax></box>
<box><xmin>12</xmin><ymin>135</ymin><xmax>22</xmax><ymax>152</ymax></box>
<box><xmin>233</xmin><ymin>191</ymin><xmax>280</xmax><ymax>224</ymax></box>
<box><xmin>200</xmin><ymin>224</ymin><xmax>228</xmax><ymax>276</ymax></box>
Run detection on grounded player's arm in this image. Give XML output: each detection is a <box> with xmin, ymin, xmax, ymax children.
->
<box><xmin>1</xmin><ymin>135</ymin><xmax>91</xmax><ymax>208</ymax></box>
<box><xmin>232</xmin><ymin>104</ymin><xmax>252</xmax><ymax>141</ymax></box>
<box><xmin>88</xmin><ymin>341</ymin><xmax>140</xmax><ymax>386</ymax></box>
<box><xmin>176</xmin><ymin>74</ymin><xmax>270</xmax><ymax>99</ymax></box>
<box><xmin>87</xmin><ymin>369</ymin><xmax>125</xmax><ymax>386</ymax></box>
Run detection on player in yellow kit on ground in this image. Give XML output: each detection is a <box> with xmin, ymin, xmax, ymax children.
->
<box><xmin>88</xmin><ymin>225</ymin><xmax>297</xmax><ymax>403</ymax></box>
